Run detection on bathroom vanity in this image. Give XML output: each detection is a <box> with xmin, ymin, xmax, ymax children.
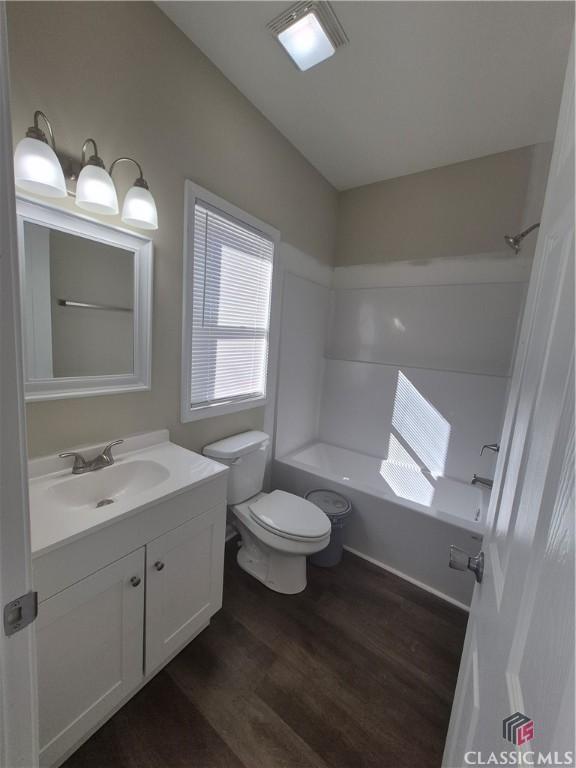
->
<box><xmin>28</xmin><ymin>431</ymin><xmax>228</xmax><ymax>767</ymax></box>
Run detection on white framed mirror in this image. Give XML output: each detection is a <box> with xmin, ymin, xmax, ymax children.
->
<box><xmin>16</xmin><ymin>197</ymin><xmax>153</xmax><ymax>401</ymax></box>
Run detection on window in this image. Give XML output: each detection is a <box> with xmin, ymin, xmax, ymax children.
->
<box><xmin>181</xmin><ymin>182</ymin><xmax>279</xmax><ymax>422</ymax></box>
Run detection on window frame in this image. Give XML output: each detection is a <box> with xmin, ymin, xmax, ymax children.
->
<box><xmin>181</xmin><ymin>181</ymin><xmax>280</xmax><ymax>423</ymax></box>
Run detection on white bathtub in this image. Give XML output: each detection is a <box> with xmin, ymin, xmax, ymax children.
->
<box><xmin>273</xmin><ymin>442</ymin><xmax>487</xmax><ymax>608</ymax></box>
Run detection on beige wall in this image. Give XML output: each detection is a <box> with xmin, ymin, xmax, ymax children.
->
<box><xmin>7</xmin><ymin>1</ymin><xmax>338</xmax><ymax>457</ymax></box>
<box><xmin>336</xmin><ymin>146</ymin><xmax>540</xmax><ymax>266</ymax></box>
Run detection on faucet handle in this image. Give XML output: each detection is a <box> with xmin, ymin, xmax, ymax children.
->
<box><xmin>481</xmin><ymin>443</ymin><xmax>500</xmax><ymax>455</ymax></box>
<box><xmin>101</xmin><ymin>439</ymin><xmax>124</xmax><ymax>461</ymax></box>
<box><xmin>59</xmin><ymin>451</ymin><xmax>88</xmax><ymax>472</ymax></box>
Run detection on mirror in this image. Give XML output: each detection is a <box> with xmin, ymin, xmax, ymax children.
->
<box><xmin>17</xmin><ymin>198</ymin><xmax>153</xmax><ymax>401</ymax></box>
<box><xmin>23</xmin><ymin>224</ymin><xmax>135</xmax><ymax>379</ymax></box>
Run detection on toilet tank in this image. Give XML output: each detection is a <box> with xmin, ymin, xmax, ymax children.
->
<box><xmin>203</xmin><ymin>431</ymin><xmax>270</xmax><ymax>504</ymax></box>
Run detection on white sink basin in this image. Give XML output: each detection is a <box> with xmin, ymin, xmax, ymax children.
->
<box><xmin>28</xmin><ymin>430</ymin><xmax>228</xmax><ymax>556</ymax></box>
<box><xmin>46</xmin><ymin>459</ymin><xmax>170</xmax><ymax>511</ymax></box>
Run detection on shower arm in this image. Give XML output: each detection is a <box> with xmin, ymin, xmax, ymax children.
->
<box><xmin>516</xmin><ymin>223</ymin><xmax>540</xmax><ymax>240</ymax></box>
<box><xmin>504</xmin><ymin>222</ymin><xmax>540</xmax><ymax>254</ymax></box>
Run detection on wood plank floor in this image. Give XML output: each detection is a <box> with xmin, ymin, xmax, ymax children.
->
<box><xmin>64</xmin><ymin>541</ymin><xmax>468</xmax><ymax>768</ymax></box>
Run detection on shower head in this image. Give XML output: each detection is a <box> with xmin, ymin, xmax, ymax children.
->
<box><xmin>504</xmin><ymin>233</ymin><xmax>522</xmax><ymax>253</ymax></box>
<box><xmin>504</xmin><ymin>223</ymin><xmax>540</xmax><ymax>254</ymax></box>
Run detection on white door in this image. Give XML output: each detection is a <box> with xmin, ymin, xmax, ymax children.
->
<box><xmin>443</xmin><ymin>41</ymin><xmax>575</xmax><ymax>767</ymax></box>
<box><xmin>0</xmin><ymin>4</ymin><xmax>39</xmax><ymax>767</ymax></box>
<box><xmin>145</xmin><ymin>508</ymin><xmax>225</xmax><ymax>674</ymax></box>
<box><xmin>36</xmin><ymin>548</ymin><xmax>145</xmax><ymax>768</ymax></box>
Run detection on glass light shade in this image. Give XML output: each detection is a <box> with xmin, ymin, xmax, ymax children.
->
<box><xmin>75</xmin><ymin>164</ymin><xmax>118</xmax><ymax>215</ymax></box>
<box><xmin>278</xmin><ymin>12</ymin><xmax>335</xmax><ymax>71</ymax></box>
<box><xmin>14</xmin><ymin>136</ymin><xmax>67</xmax><ymax>198</ymax></box>
<box><xmin>121</xmin><ymin>185</ymin><xmax>158</xmax><ymax>230</ymax></box>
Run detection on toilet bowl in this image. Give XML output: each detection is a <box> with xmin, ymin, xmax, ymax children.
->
<box><xmin>232</xmin><ymin>490</ymin><xmax>331</xmax><ymax>594</ymax></box>
<box><xmin>203</xmin><ymin>431</ymin><xmax>331</xmax><ymax>594</ymax></box>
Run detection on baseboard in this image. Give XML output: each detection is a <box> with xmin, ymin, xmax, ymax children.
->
<box><xmin>223</xmin><ymin>528</ymin><xmax>468</xmax><ymax>610</ymax></box>
<box><xmin>343</xmin><ymin>546</ymin><xmax>470</xmax><ymax>612</ymax></box>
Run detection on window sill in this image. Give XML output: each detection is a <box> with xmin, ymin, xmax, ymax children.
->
<box><xmin>180</xmin><ymin>396</ymin><xmax>267</xmax><ymax>423</ymax></box>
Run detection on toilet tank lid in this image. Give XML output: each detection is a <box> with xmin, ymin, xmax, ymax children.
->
<box><xmin>203</xmin><ymin>431</ymin><xmax>270</xmax><ymax>459</ymax></box>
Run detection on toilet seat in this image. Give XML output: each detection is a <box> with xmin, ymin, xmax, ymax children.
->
<box><xmin>248</xmin><ymin>490</ymin><xmax>331</xmax><ymax>541</ymax></box>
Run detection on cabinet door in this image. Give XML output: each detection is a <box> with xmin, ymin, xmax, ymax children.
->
<box><xmin>146</xmin><ymin>506</ymin><xmax>225</xmax><ymax>673</ymax></box>
<box><xmin>36</xmin><ymin>548</ymin><xmax>145</xmax><ymax>767</ymax></box>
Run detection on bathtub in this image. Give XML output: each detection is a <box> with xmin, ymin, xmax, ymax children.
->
<box><xmin>273</xmin><ymin>442</ymin><xmax>487</xmax><ymax>608</ymax></box>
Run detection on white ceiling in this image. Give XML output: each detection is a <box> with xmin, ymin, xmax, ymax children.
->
<box><xmin>159</xmin><ymin>1</ymin><xmax>573</xmax><ymax>190</ymax></box>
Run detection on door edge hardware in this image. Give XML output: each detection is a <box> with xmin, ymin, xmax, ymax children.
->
<box><xmin>4</xmin><ymin>590</ymin><xmax>38</xmax><ymax>636</ymax></box>
<box><xmin>449</xmin><ymin>546</ymin><xmax>485</xmax><ymax>583</ymax></box>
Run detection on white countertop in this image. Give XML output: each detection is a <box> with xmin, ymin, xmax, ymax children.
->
<box><xmin>29</xmin><ymin>431</ymin><xmax>228</xmax><ymax>557</ymax></box>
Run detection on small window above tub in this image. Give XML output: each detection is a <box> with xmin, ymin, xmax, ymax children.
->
<box><xmin>181</xmin><ymin>182</ymin><xmax>279</xmax><ymax>422</ymax></box>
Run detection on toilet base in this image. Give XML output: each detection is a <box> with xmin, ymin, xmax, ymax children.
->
<box><xmin>236</xmin><ymin>527</ymin><xmax>307</xmax><ymax>594</ymax></box>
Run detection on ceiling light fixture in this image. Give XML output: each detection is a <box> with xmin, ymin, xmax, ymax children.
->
<box><xmin>278</xmin><ymin>12</ymin><xmax>334</xmax><ymax>71</ymax></box>
<box><xmin>267</xmin><ymin>2</ymin><xmax>347</xmax><ymax>72</ymax></box>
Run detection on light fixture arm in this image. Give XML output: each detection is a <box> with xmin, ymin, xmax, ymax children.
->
<box><xmin>109</xmin><ymin>157</ymin><xmax>149</xmax><ymax>189</ymax></box>
<box><xmin>81</xmin><ymin>138</ymin><xmax>105</xmax><ymax>168</ymax></box>
<box><xmin>26</xmin><ymin>110</ymin><xmax>57</xmax><ymax>151</ymax></box>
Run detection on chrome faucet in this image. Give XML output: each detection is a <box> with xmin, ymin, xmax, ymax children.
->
<box><xmin>59</xmin><ymin>440</ymin><xmax>124</xmax><ymax>475</ymax></box>
<box><xmin>471</xmin><ymin>474</ymin><xmax>493</xmax><ymax>489</ymax></box>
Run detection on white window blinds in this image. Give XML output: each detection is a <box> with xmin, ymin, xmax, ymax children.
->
<box><xmin>189</xmin><ymin>202</ymin><xmax>274</xmax><ymax>410</ymax></box>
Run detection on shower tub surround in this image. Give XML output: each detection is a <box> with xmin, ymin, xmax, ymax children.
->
<box><xmin>273</xmin><ymin>251</ymin><xmax>531</xmax><ymax>606</ymax></box>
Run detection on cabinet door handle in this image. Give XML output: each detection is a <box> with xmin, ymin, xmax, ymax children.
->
<box><xmin>130</xmin><ymin>576</ymin><xmax>141</xmax><ymax>587</ymax></box>
<box><xmin>154</xmin><ymin>561</ymin><xmax>165</xmax><ymax>572</ymax></box>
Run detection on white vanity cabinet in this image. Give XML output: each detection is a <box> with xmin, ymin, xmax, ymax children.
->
<box><xmin>146</xmin><ymin>507</ymin><xmax>225</xmax><ymax>673</ymax></box>
<box><xmin>37</xmin><ymin>548</ymin><xmax>146</xmax><ymax>768</ymax></box>
<box><xmin>30</xmin><ymin>434</ymin><xmax>228</xmax><ymax>768</ymax></box>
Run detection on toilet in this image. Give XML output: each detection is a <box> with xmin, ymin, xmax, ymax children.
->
<box><xmin>203</xmin><ymin>431</ymin><xmax>331</xmax><ymax>594</ymax></box>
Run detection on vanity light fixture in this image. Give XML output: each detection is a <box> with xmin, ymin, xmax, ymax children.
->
<box><xmin>75</xmin><ymin>139</ymin><xmax>118</xmax><ymax>215</ymax></box>
<box><xmin>13</xmin><ymin>110</ymin><xmax>158</xmax><ymax>230</ymax></box>
<box><xmin>13</xmin><ymin>110</ymin><xmax>67</xmax><ymax>198</ymax></box>
<box><xmin>267</xmin><ymin>2</ymin><xmax>348</xmax><ymax>72</ymax></box>
<box><xmin>110</xmin><ymin>157</ymin><xmax>158</xmax><ymax>231</ymax></box>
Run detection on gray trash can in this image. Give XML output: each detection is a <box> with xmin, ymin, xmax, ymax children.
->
<box><xmin>307</xmin><ymin>489</ymin><xmax>352</xmax><ymax>567</ymax></box>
